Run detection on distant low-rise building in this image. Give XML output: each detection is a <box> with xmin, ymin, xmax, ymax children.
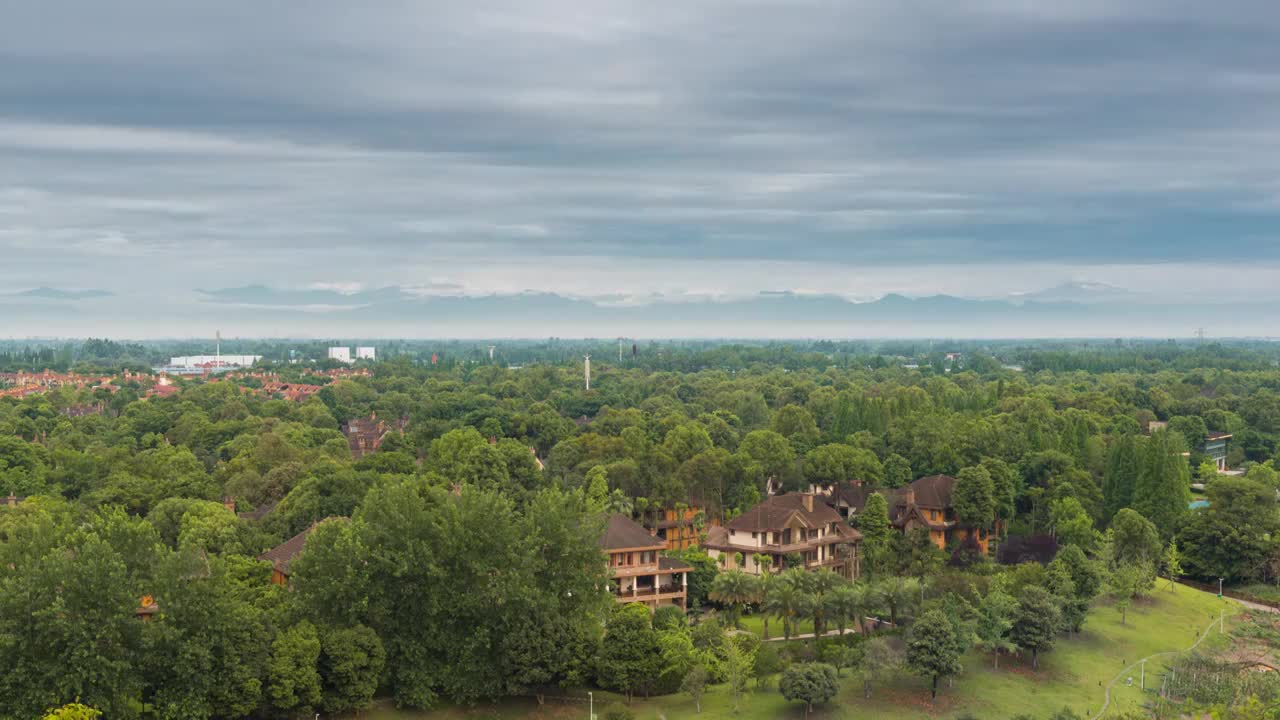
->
<box><xmin>170</xmin><ymin>355</ymin><xmax>261</xmax><ymax>368</ymax></box>
<box><xmin>1201</xmin><ymin>432</ymin><xmax>1232</xmax><ymax>471</ymax></box>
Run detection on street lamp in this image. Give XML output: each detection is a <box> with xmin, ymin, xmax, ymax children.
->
<box><xmin>588</xmin><ymin>691</ymin><xmax>594</xmax><ymax>720</ymax></box>
<box><xmin>1218</xmin><ymin>577</ymin><xmax>1224</xmax><ymax>598</ymax></box>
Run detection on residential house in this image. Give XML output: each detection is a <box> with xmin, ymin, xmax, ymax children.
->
<box><xmin>259</xmin><ymin>519</ymin><xmax>345</xmax><ymax>586</ymax></box>
<box><xmin>601</xmin><ymin>514</ymin><xmax>691</xmax><ymax>609</ymax></box>
<box><xmin>642</xmin><ymin>504</ymin><xmax>718</xmax><ymax>550</ymax></box>
<box><xmin>816</xmin><ymin>476</ymin><xmax>1000</xmax><ymax>555</ymax></box>
<box><xmin>703</xmin><ymin>493</ymin><xmax>861</xmax><ymax>579</ymax></box>
<box><xmin>888</xmin><ymin>475</ymin><xmax>997</xmax><ymax>554</ymax></box>
<box><xmin>341</xmin><ymin>413</ymin><xmax>407</xmax><ymax>459</ymax></box>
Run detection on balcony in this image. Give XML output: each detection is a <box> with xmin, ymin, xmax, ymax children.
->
<box><xmin>612</xmin><ymin>584</ymin><xmax>685</xmax><ymax>600</ymax></box>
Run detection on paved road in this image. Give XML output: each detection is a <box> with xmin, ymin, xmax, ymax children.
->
<box><xmin>728</xmin><ymin>618</ymin><xmax>895</xmax><ymax>643</ymax></box>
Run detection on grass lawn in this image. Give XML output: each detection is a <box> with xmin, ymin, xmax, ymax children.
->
<box><xmin>736</xmin><ymin>612</ymin><xmax>815</xmax><ymax>639</ymax></box>
<box><xmin>342</xmin><ymin>586</ymin><xmax>1241</xmax><ymax>720</ymax></box>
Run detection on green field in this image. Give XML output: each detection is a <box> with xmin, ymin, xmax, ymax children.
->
<box><xmin>346</xmin><ymin>586</ymin><xmax>1241</xmax><ymax>720</ymax></box>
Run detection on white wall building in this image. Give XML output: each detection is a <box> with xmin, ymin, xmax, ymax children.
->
<box><xmin>355</xmin><ymin>346</ymin><xmax>376</xmax><ymax>361</ymax></box>
<box><xmin>327</xmin><ymin>347</ymin><xmax>352</xmax><ymax>363</ymax></box>
<box><xmin>169</xmin><ymin>355</ymin><xmax>261</xmax><ymax>368</ymax></box>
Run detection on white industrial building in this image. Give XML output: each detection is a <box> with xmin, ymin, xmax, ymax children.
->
<box><xmin>356</xmin><ymin>346</ymin><xmax>376</xmax><ymax>361</ymax></box>
<box><xmin>169</xmin><ymin>354</ymin><xmax>261</xmax><ymax>368</ymax></box>
<box><xmin>327</xmin><ymin>347</ymin><xmax>352</xmax><ymax>363</ymax></box>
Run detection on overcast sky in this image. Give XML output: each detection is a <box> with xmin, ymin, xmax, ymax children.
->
<box><xmin>3</xmin><ymin>1</ymin><xmax>1280</xmax><ymax>329</ymax></box>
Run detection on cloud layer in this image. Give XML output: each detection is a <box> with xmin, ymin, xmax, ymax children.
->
<box><xmin>2</xmin><ymin>1</ymin><xmax>1280</xmax><ymax>335</ymax></box>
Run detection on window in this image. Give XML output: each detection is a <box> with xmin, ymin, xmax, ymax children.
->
<box><xmin>751</xmin><ymin>532</ymin><xmax>758</xmax><ymax>539</ymax></box>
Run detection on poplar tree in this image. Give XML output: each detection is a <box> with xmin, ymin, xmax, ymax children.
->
<box><xmin>1102</xmin><ymin>433</ymin><xmax>1140</xmax><ymax>522</ymax></box>
<box><xmin>1131</xmin><ymin>430</ymin><xmax>1190</xmax><ymax>536</ymax></box>
<box><xmin>858</xmin><ymin>493</ymin><xmax>892</xmax><ymax>575</ymax></box>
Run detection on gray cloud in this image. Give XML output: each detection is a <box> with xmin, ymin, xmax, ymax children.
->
<box><xmin>2</xmin><ymin>1</ymin><xmax>1280</xmax><ymax>335</ymax></box>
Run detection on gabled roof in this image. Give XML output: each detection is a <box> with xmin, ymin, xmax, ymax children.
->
<box><xmin>258</xmin><ymin>518</ymin><xmax>345</xmax><ymax>577</ymax></box>
<box><xmin>726</xmin><ymin>494</ymin><xmax>842</xmax><ymax>533</ymax></box>
<box><xmin>902</xmin><ymin>475</ymin><xmax>956</xmax><ymax>509</ymax></box>
<box><xmin>600</xmin><ymin>513</ymin><xmax>664</xmax><ymax>551</ymax></box>
<box><xmin>237</xmin><ymin>499</ymin><xmax>279</xmax><ymax>522</ymax></box>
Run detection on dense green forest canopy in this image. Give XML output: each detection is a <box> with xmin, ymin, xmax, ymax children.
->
<box><xmin>2</xmin><ymin>340</ymin><xmax>1278</xmax><ymax>719</ymax></box>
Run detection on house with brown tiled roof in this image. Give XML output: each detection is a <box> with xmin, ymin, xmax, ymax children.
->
<box><xmin>601</xmin><ymin>514</ymin><xmax>691</xmax><ymax>610</ymax></box>
<box><xmin>259</xmin><ymin>519</ymin><xmax>345</xmax><ymax>586</ymax></box>
<box><xmin>888</xmin><ymin>475</ymin><xmax>997</xmax><ymax>554</ymax></box>
<box><xmin>814</xmin><ymin>475</ymin><xmax>999</xmax><ymax>555</ymax></box>
<box><xmin>703</xmin><ymin>493</ymin><xmax>861</xmax><ymax>579</ymax></box>
<box><xmin>341</xmin><ymin>412</ymin><xmax>407</xmax><ymax>459</ymax></box>
<box><xmin>237</xmin><ymin>499</ymin><xmax>279</xmax><ymax>523</ymax></box>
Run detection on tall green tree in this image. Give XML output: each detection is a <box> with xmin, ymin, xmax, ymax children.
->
<box><xmin>1011</xmin><ymin>586</ymin><xmax>1061</xmax><ymax>669</ymax></box>
<box><xmin>1131</xmin><ymin>430</ymin><xmax>1190</xmax><ymax>536</ymax></box>
<box><xmin>266</xmin><ymin>621</ymin><xmax>322</xmax><ymax>715</ymax></box>
<box><xmin>953</xmin><ymin>465</ymin><xmax>996</xmax><ymax>529</ymax></box>
<box><xmin>906</xmin><ymin>609</ymin><xmax>964</xmax><ymax>699</ymax></box>
<box><xmin>857</xmin><ymin>493</ymin><xmax>892</xmax><ymax>576</ymax></box>
<box><xmin>975</xmin><ymin>589</ymin><xmax>1018</xmax><ymax>669</ymax></box>
<box><xmin>597</xmin><ymin>604</ymin><xmax>662</xmax><ymax>702</ymax></box>
<box><xmin>317</xmin><ymin>625</ymin><xmax>385</xmax><ymax>714</ymax></box>
<box><xmin>858</xmin><ymin>636</ymin><xmax>902</xmax><ymax>698</ymax></box>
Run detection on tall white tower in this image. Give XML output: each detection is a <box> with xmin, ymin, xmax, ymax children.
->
<box><xmin>584</xmin><ymin>355</ymin><xmax>591</xmax><ymax>391</ymax></box>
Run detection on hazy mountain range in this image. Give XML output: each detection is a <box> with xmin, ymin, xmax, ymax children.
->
<box><xmin>1</xmin><ymin>282</ymin><xmax>1271</xmax><ymax>340</ymax></box>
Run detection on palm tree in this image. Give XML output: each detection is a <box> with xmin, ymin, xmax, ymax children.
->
<box><xmin>807</xmin><ymin>569</ymin><xmax>842</xmax><ymax>637</ymax></box>
<box><xmin>875</xmin><ymin>576</ymin><xmax>921</xmax><ymax>627</ymax></box>
<box><xmin>755</xmin><ymin>571</ymin><xmax>775</xmax><ymax>639</ymax></box>
<box><xmin>709</xmin><ymin>571</ymin><xmax>758</xmax><ymax>629</ymax></box>
<box><xmin>605</xmin><ymin>489</ymin><xmax>633</xmax><ymax>515</ymax></box>
<box><xmin>850</xmin><ymin>582</ymin><xmax>876</xmax><ymax>634</ymax></box>
<box><xmin>763</xmin><ymin>576</ymin><xmax>805</xmax><ymax>640</ymax></box>
<box><xmin>828</xmin><ymin>583</ymin><xmax>865</xmax><ymax>636</ymax></box>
